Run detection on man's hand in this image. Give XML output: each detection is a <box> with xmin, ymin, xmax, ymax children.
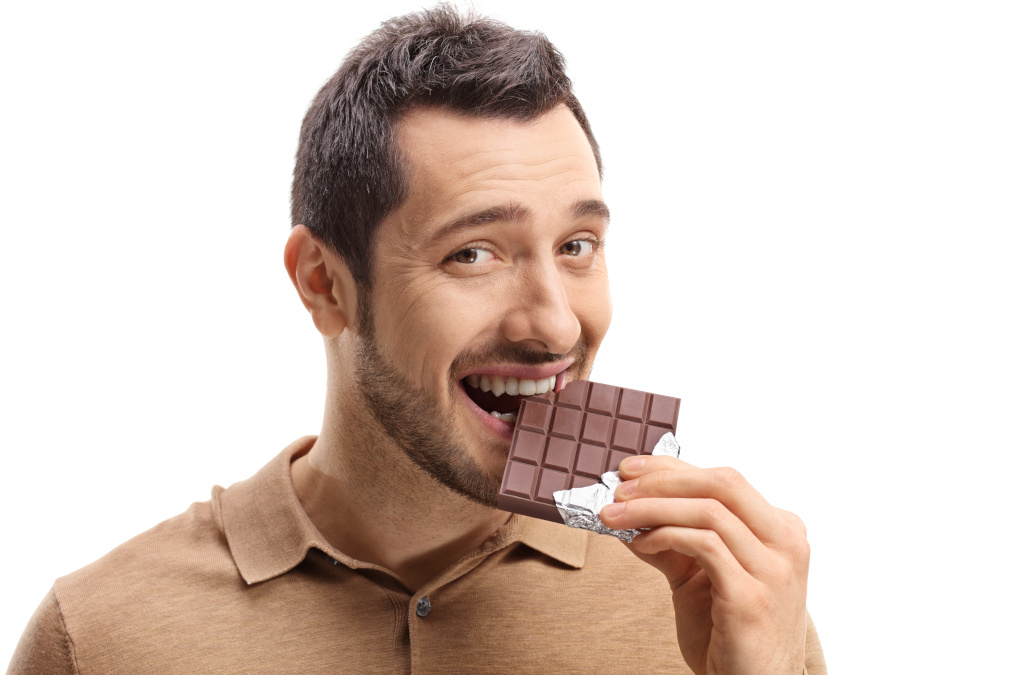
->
<box><xmin>598</xmin><ymin>455</ymin><xmax>810</xmax><ymax>675</ymax></box>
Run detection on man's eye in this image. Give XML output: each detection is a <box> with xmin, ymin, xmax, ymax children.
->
<box><xmin>450</xmin><ymin>248</ymin><xmax>493</xmax><ymax>264</ymax></box>
<box><xmin>559</xmin><ymin>240</ymin><xmax>594</xmax><ymax>257</ymax></box>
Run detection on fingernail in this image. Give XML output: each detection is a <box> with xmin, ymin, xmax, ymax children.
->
<box><xmin>601</xmin><ymin>502</ymin><xmax>625</xmax><ymax>519</ymax></box>
<box><xmin>621</xmin><ymin>457</ymin><xmax>645</xmax><ymax>472</ymax></box>
<box><xmin>614</xmin><ymin>479</ymin><xmax>637</xmax><ymax>499</ymax></box>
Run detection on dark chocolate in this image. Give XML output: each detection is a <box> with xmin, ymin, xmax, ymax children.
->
<box><xmin>497</xmin><ymin>380</ymin><xmax>680</xmax><ymax>523</ymax></box>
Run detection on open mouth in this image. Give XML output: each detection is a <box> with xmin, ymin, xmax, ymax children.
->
<box><xmin>461</xmin><ymin>373</ymin><xmax>558</xmax><ymax>424</ymax></box>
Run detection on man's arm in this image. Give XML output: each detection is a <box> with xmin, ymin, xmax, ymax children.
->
<box><xmin>7</xmin><ymin>588</ymin><xmax>77</xmax><ymax>675</ymax></box>
<box><xmin>599</xmin><ymin>455</ymin><xmax>813</xmax><ymax>675</ymax></box>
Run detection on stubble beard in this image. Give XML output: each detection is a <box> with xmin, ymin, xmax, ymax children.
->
<box><xmin>353</xmin><ymin>296</ymin><xmax>589</xmax><ymax>508</ymax></box>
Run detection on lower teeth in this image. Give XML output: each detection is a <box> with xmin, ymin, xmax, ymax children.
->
<box><xmin>490</xmin><ymin>411</ymin><xmax>517</xmax><ymax>423</ymax></box>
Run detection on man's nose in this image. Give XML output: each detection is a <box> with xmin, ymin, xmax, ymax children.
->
<box><xmin>499</xmin><ymin>262</ymin><xmax>581</xmax><ymax>355</ymax></box>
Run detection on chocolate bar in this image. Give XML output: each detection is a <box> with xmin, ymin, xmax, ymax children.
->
<box><xmin>497</xmin><ymin>380</ymin><xmax>681</xmax><ymax>523</ymax></box>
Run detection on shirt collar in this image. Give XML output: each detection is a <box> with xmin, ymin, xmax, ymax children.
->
<box><xmin>216</xmin><ymin>436</ymin><xmax>325</xmax><ymax>584</ymax></box>
<box><xmin>216</xmin><ymin>436</ymin><xmax>587</xmax><ymax>585</ymax></box>
<box><xmin>505</xmin><ymin>512</ymin><xmax>588</xmax><ymax>569</ymax></box>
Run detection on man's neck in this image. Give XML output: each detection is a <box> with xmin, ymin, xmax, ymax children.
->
<box><xmin>290</xmin><ymin>410</ymin><xmax>510</xmax><ymax>593</ymax></box>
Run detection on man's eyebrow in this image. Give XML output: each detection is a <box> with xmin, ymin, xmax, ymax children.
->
<box><xmin>429</xmin><ymin>202</ymin><xmax>531</xmax><ymax>243</ymax></box>
<box><xmin>428</xmin><ymin>199</ymin><xmax>610</xmax><ymax>245</ymax></box>
<box><xmin>570</xmin><ymin>199</ymin><xmax>610</xmax><ymax>225</ymax></box>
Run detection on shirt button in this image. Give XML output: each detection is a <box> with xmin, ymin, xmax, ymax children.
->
<box><xmin>416</xmin><ymin>596</ymin><xmax>431</xmax><ymax>618</ymax></box>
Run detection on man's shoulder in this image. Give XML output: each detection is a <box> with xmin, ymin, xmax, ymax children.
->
<box><xmin>53</xmin><ymin>491</ymin><xmax>238</xmax><ymax>624</ymax></box>
<box><xmin>8</xmin><ymin>493</ymin><xmax>245</xmax><ymax>675</ymax></box>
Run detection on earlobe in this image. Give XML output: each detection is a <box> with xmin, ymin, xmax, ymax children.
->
<box><xmin>284</xmin><ymin>225</ymin><xmax>358</xmax><ymax>338</ymax></box>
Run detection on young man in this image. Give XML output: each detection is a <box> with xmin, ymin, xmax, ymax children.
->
<box><xmin>10</xmin><ymin>7</ymin><xmax>824</xmax><ymax>674</ymax></box>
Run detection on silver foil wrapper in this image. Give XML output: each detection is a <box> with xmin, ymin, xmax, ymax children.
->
<box><xmin>553</xmin><ymin>432</ymin><xmax>681</xmax><ymax>543</ymax></box>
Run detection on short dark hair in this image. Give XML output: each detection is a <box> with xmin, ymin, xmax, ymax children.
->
<box><xmin>291</xmin><ymin>4</ymin><xmax>602</xmax><ymax>288</ymax></box>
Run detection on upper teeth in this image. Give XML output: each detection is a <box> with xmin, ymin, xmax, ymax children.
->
<box><xmin>465</xmin><ymin>374</ymin><xmax>556</xmax><ymax>397</ymax></box>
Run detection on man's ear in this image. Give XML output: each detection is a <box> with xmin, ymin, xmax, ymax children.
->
<box><xmin>284</xmin><ymin>225</ymin><xmax>358</xmax><ymax>338</ymax></box>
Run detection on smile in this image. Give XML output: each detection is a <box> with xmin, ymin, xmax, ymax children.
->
<box><xmin>463</xmin><ymin>374</ymin><xmax>556</xmax><ymax>423</ymax></box>
<box><xmin>459</xmin><ymin>364</ymin><xmax>569</xmax><ymax>432</ymax></box>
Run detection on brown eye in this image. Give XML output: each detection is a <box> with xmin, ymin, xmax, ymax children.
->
<box><xmin>453</xmin><ymin>248</ymin><xmax>479</xmax><ymax>264</ymax></box>
<box><xmin>559</xmin><ymin>240</ymin><xmax>590</xmax><ymax>256</ymax></box>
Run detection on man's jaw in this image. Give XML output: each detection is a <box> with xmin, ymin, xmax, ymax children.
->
<box><xmin>457</xmin><ymin>361</ymin><xmax>572</xmax><ymax>440</ymax></box>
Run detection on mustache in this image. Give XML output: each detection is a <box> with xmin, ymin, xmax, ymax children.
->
<box><xmin>449</xmin><ymin>337</ymin><xmax>590</xmax><ymax>379</ymax></box>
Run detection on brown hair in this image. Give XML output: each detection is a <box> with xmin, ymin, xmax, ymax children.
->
<box><xmin>291</xmin><ymin>4</ymin><xmax>602</xmax><ymax>288</ymax></box>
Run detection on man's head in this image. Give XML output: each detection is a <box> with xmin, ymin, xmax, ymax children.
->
<box><xmin>286</xmin><ymin>6</ymin><xmax>612</xmax><ymax>507</ymax></box>
<box><xmin>290</xmin><ymin>4</ymin><xmax>602</xmax><ymax>292</ymax></box>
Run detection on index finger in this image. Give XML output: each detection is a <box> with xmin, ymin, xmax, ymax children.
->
<box><xmin>617</xmin><ymin>454</ymin><xmax>694</xmax><ymax>477</ymax></box>
<box><xmin>617</xmin><ymin>455</ymin><xmax>784</xmax><ymax>546</ymax></box>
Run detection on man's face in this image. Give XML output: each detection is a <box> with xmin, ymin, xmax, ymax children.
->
<box><xmin>353</xmin><ymin>104</ymin><xmax>612</xmax><ymax>506</ymax></box>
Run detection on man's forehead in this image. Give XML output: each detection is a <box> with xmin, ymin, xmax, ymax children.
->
<box><xmin>389</xmin><ymin>105</ymin><xmax>603</xmax><ymax>244</ymax></box>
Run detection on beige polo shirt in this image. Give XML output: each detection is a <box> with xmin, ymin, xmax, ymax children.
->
<box><xmin>9</xmin><ymin>437</ymin><xmax>826</xmax><ymax>674</ymax></box>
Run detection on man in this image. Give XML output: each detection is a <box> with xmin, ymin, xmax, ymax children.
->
<box><xmin>9</xmin><ymin>6</ymin><xmax>824</xmax><ymax>674</ymax></box>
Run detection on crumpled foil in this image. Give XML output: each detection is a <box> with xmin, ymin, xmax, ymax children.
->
<box><xmin>553</xmin><ymin>432</ymin><xmax>681</xmax><ymax>543</ymax></box>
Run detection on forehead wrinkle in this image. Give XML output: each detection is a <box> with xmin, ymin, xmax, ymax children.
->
<box><xmin>393</xmin><ymin>117</ymin><xmax>602</xmax><ymax>251</ymax></box>
<box><xmin>435</xmin><ymin>128</ymin><xmax>586</xmax><ymax>165</ymax></box>
<box><xmin>457</xmin><ymin>154</ymin><xmax>592</xmax><ymax>181</ymax></box>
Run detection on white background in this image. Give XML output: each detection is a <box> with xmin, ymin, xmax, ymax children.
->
<box><xmin>2</xmin><ymin>1</ymin><xmax>1011</xmax><ymax>671</ymax></box>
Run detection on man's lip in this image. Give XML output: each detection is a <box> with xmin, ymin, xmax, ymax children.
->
<box><xmin>457</xmin><ymin>359</ymin><xmax>573</xmax><ymax>384</ymax></box>
<box><xmin>457</xmin><ymin>380</ymin><xmax>518</xmax><ymax>440</ymax></box>
<box><xmin>455</xmin><ymin>359</ymin><xmax>573</xmax><ymax>440</ymax></box>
